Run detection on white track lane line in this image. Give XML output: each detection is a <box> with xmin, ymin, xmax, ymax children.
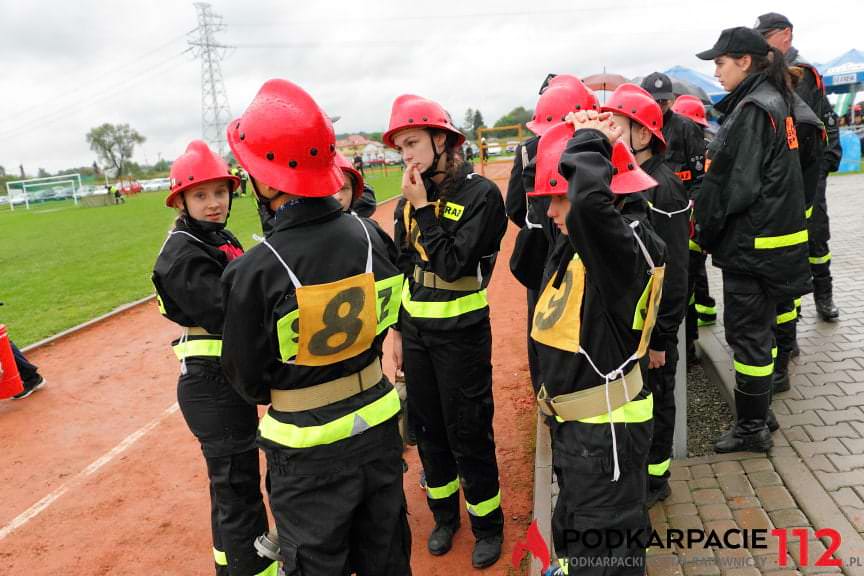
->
<box><xmin>0</xmin><ymin>402</ymin><xmax>180</xmax><ymax>542</ymax></box>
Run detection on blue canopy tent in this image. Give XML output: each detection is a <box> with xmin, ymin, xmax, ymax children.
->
<box><xmin>817</xmin><ymin>49</ymin><xmax>864</xmax><ymax>117</ymax></box>
<box><xmin>664</xmin><ymin>66</ymin><xmax>727</xmax><ymax>103</ymax></box>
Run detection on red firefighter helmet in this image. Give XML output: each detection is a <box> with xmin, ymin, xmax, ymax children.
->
<box><xmin>600</xmin><ymin>83</ymin><xmax>667</xmax><ymax>151</ymax></box>
<box><xmin>527</xmin><ymin>78</ymin><xmax>599</xmax><ymax>136</ymax></box>
<box><xmin>165</xmin><ymin>140</ymin><xmax>239</xmax><ymax>208</ymax></box>
<box><xmin>671</xmin><ymin>94</ymin><xmax>709</xmax><ymax>127</ymax></box>
<box><xmin>383</xmin><ymin>94</ymin><xmax>465</xmax><ymax>149</ymax></box>
<box><xmin>610</xmin><ymin>140</ymin><xmax>658</xmax><ymax>194</ymax></box>
<box><xmin>226</xmin><ymin>79</ymin><xmax>343</xmax><ymax>198</ymax></box>
<box><xmin>527</xmin><ymin>123</ymin><xmax>573</xmax><ymax>197</ymax></box>
<box><xmin>335</xmin><ymin>152</ymin><xmax>364</xmax><ymax>200</ymax></box>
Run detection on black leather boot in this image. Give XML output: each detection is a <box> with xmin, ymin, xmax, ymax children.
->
<box><xmin>767</xmin><ymin>408</ymin><xmax>779</xmax><ymax>433</ymax></box>
<box><xmin>472</xmin><ymin>533</ymin><xmax>503</xmax><ymax>569</ymax></box>
<box><xmin>772</xmin><ymin>352</ymin><xmax>791</xmax><ymax>394</ymax></box>
<box><xmin>715</xmin><ymin>387</ymin><xmax>773</xmax><ymax>453</ymax></box>
<box><xmin>428</xmin><ymin>522</ymin><xmax>460</xmax><ymax>556</ymax></box>
<box><xmin>815</xmin><ymin>295</ymin><xmax>840</xmax><ymax>322</ymax></box>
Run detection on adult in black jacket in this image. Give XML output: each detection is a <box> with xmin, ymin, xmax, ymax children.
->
<box><xmin>385</xmin><ymin>94</ymin><xmax>507</xmax><ymax>569</ymax></box>
<box><xmin>530</xmin><ymin>118</ymin><xmax>666</xmax><ymax>576</ymax></box>
<box><xmin>221</xmin><ymin>80</ymin><xmax>411</xmax><ymax>575</ymax></box>
<box><xmin>604</xmin><ymin>83</ymin><xmax>690</xmax><ymax>506</ymax></box>
<box><xmin>696</xmin><ymin>27</ymin><xmax>811</xmax><ymax>453</ymax></box>
<box><xmin>505</xmin><ymin>75</ymin><xmax>598</xmax><ymax>394</ymax></box>
<box><xmin>152</xmin><ymin>141</ymin><xmax>278</xmax><ymax>576</ymax></box>
<box><xmin>756</xmin><ymin>12</ymin><xmax>843</xmax><ymax>321</ymax></box>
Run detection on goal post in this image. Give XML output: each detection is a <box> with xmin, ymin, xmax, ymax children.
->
<box><xmin>5</xmin><ymin>173</ymin><xmax>83</xmax><ymax>211</ymax></box>
<box><xmin>475</xmin><ymin>124</ymin><xmax>526</xmax><ymax>176</ymax></box>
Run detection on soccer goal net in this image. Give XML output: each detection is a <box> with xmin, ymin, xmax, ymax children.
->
<box><xmin>4</xmin><ymin>174</ymin><xmax>83</xmax><ymax>211</ymax></box>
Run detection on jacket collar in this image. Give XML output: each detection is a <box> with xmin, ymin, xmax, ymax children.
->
<box><xmin>715</xmin><ymin>73</ymin><xmax>766</xmax><ymax>116</ymax></box>
<box><xmin>271</xmin><ymin>196</ymin><xmax>343</xmax><ymax>232</ymax></box>
<box><xmin>640</xmin><ymin>154</ymin><xmax>666</xmax><ymax>176</ymax></box>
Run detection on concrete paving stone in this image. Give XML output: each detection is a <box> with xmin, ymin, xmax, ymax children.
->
<box><xmin>852</xmin><ymin>421</ymin><xmax>864</xmax><ymax>436</ymax></box>
<box><xmin>769</xmin><ymin>509</ymin><xmax>810</xmax><ymax>529</ymax></box>
<box><xmin>830</xmin><ymin>487</ymin><xmax>864</xmax><ymax>508</ymax></box>
<box><xmin>699</xmin><ymin>503</ymin><xmax>734</xmax><ymax>522</ymax></box>
<box><xmin>843</xmin><ymin>507</ymin><xmax>864</xmax><ymax>532</ymax></box>
<box><xmin>778</xmin><ymin>412</ymin><xmax>824</xmax><ymax>428</ymax></box>
<box><xmin>650</xmin><ymin>504</ymin><xmax>668</xmax><ymax>526</ymax></box>
<box><xmin>774</xmin><ymin>400</ymin><xmax>792</xmax><ymax>415</ymax></box>
<box><xmin>838</xmin><ymin>381</ymin><xmax>864</xmax><ymax>396</ymax></box>
<box><xmin>713</xmin><ymin>461</ymin><xmax>746</xmax><ymax>476</ymax></box>
<box><xmin>748</xmin><ymin>471</ymin><xmax>783</xmax><ymax>487</ymax></box>
<box><xmin>788</xmin><ymin>539</ymin><xmax>842</xmax><ymax>575</ymax></box>
<box><xmin>667</xmin><ymin>502</ymin><xmax>700</xmax><ymax>518</ymax></box>
<box><xmin>785</xmin><ymin>398</ymin><xmax>835</xmax><ymax>414</ymax></box>
<box><xmin>784</xmin><ymin>427</ymin><xmax>811</xmax><ymax>443</ymax></box>
<box><xmin>832</xmin><ymin>340</ymin><xmax>864</xmax><ymax>352</ymax></box>
<box><xmin>817</xmin><ymin>359</ymin><xmax>862</xmax><ymax>373</ymax></box>
<box><xmin>670</xmin><ymin>514</ymin><xmax>704</xmax><ymax>532</ymax></box>
<box><xmin>691</xmin><ymin>464</ymin><xmax>715</xmax><ymax>479</ymax></box>
<box><xmin>797</xmin><ymin>352</ymin><xmax>834</xmax><ymax>364</ymax></box>
<box><xmin>794</xmin><ymin>384</ymin><xmax>844</xmax><ymax>399</ymax></box>
<box><xmin>828</xmin><ymin>392</ymin><xmax>864</xmax><ymax>410</ymax></box>
<box><xmin>741</xmin><ymin>459</ymin><xmax>774</xmax><ymax>474</ymax></box>
<box><xmin>759</xmin><ymin>569</ymin><xmax>800</xmax><ymax>576</ymax></box>
<box><xmin>703</xmin><ymin>519</ymin><xmax>740</xmax><ymax>545</ymax></box>
<box><xmin>733</xmin><ymin>507</ymin><xmax>773</xmax><ymax>531</ymax></box>
<box><xmin>693</xmin><ymin>489</ymin><xmax>726</xmax><ymax>506</ymax></box>
<box><xmin>790</xmin><ymin>361</ymin><xmax>824</xmax><ymax>374</ymax></box>
<box><xmin>770</xmin><ymin>446</ymin><xmax>799</xmax><ymax>458</ymax></box>
<box><xmin>690</xmin><ymin>477</ymin><xmax>721</xmax><ymax>491</ymax></box>
<box><xmin>671</xmin><ymin>465</ymin><xmax>693</xmax><ymax>482</ymax></box>
<box><xmin>755</xmin><ymin>485</ymin><xmax>797</xmax><ymax>512</ymax></box>
<box><xmin>773</xmin><ymin>432</ymin><xmax>791</xmax><ymax>447</ymax></box>
<box><xmin>826</xmin><ymin>349</ymin><xmax>864</xmax><ymax>362</ymax></box>
<box><xmin>647</xmin><ymin>554</ymin><xmax>685</xmax><ymax>576</ymax></box>
<box><xmin>718</xmin><ymin>474</ymin><xmax>756</xmax><ymax>499</ymax></box>
<box><xmin>728</xmin><ymin>496</ymin><xmax>761</xmax><ymax>510</ymax></box>
<box><xmin>648</xmin><ymin>523</ymin><xmax>671</xmax><ymax>557</ymax></box>
<box><xmin>751</xmin><ymin>551</ymin><xmax>795</xmax><ymax>573</ymax></box>
<box><xmin>816</xmin><ymin>407</ymin><xmax>864</xmax><ymax>426</ymax></box>
<box><xmin>713</xmin><ymin>547</ymin><xmax>753</xmax><ymax>570</ymax></box>
<box><xmin>683</xmin><ymin>559</ymin><xmax>722</xmax><ymax>576</ymax></box>
<box><xmin>815</xmin><ymin>470</ymin><xmax>864</xmax><ymax>491</ymax></box>
<box><xmin>826</xmin><ymin>453</ymin><xmax>864</xmax><ymax>471</ymax></box>
<box><xmin>804</xmin><ymin>423</ymin><xmax>859</xmax><ymax>441</ymax></box>
<box><xmin>790</xmin><ymin>439</ymin><xmax>849</xmax><ymax>458</ymax></box>
<box><xmin>855</xmin><ymin>485</ymin><xmax>864</xmax><ymax>502</ymax></box>
<box><xmin>721</xmin><ymin>568</ymin><xmax>761</xmax><ymax>576</ymax></box>
<box><xmin>668</xmin><ymin>480</ymin><xmax>694</xmax><ymax>504</ymax></box>
<box><xmin>807</xmin><ymin>455</ymin><xmax>837</xmax><ymax>473</ymax></box>
<box><xmin>806</xmin><ymin>372</ymin><xmax>853</xmax><ymax>386</ymax></box>
<box><xmin>840</xmin><ymin>438</ymin><xmax>864</xmax><ymax>454</ymax></box>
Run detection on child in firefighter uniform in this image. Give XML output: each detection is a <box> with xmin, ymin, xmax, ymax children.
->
<box><xmin>220</xmin><ymin>79</ymin><xmax>410</xmax><ymax>576</ymax></box>
<box><xmin>603</xmin><ymin>84</ymin><xmax>690</xmax><ymax>506</ymax></box>
<box><xmin>385</xmin><ymin>94</ymin><xmax>507</xmax><ymax>568</ymax></box>
<box><xmin>151</xmin><ymin>140</ymin><xmax>278</xmax><ymax>576</ymax></box>
<box><xmin>530</xmin><ymin>115</ymin><xmax>666</xmax><ymax>575</ymax></box>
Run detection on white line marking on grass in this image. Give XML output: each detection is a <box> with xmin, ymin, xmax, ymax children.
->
<box><xmin>0</xmin><ymin>402</ymin><xmax>180</xmax><ymax>542</ymax></box>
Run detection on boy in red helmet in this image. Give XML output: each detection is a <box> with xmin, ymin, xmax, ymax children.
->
<box><xmin>220</xmin><ymin>79</ymin><xmax>410</xmax><ymax>575</ymax></box>
<box><xmin>603</xmin><ymin>84</ymin><xmax>690</xmax><ymax>506</ymax></box>
<box><xmin>529</xmin><ymin>117</ymin><xmax>666</xmax><ymax>575</ymax></box>
<box><xmin>152</xmin><ymin>140</ymin><xmax>278</xmax><ymax>576</ymax></box>
<box><xmin>385</xmin><ymin>93</ymin><xmax>507</xmax><ymax>568</ymax></box>
<box><xmin>506</xmin><ymin>74</ymin><xmax>598</xmax><ymax>395</ymax></box>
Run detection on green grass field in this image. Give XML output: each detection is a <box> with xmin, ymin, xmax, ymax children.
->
<box><xmin>1</xmin><ymin>169</ymin><xmax>403</xmax><ymax>347</ymax></box>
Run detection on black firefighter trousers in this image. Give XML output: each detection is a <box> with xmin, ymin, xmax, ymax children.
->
<box><xmin>402</xmin><ymin>316</ymin><xmax>505</xmax><ymax>539</ymax></box>
<box><xmin>177</xmin><ymin>360</ymin><xmax>274</xmax><ymax>576</ymax></box>
<box><xmin>262</xmin><ymin>416</ymin><xmax>411</xmax><ymax>575</ymax></box>
<box><xmin>646</xmin><ymin>340</ymin><xmax>680</xmax><ymax>488</ymax></box>
<box><xmin>809</xmin><ymin>173</ymin><xmax>833</xmax><ymax>298</ymax></box>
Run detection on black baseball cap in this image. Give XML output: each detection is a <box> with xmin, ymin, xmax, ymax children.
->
<box><xmin>640</xmin><ymin>72</ymin><xmax>674</xmax><ymax>102</ymax></box>
<box><xmin>697</xmin><ymin>27</ymin><xmax>770</xmax><ymax>60</ymax></box>
<box><xmin>754</xmin><ymin>12</ymin><xmax>793</xmax><ymax>34</ymax></box>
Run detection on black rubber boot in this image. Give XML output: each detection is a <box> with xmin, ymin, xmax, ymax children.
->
<box><xmin>815</xmin><ymin>295</ymin><xmax>840</xmax><ymax>322</ymax></box>
<box><xmin>428</xmin><ymin>522</ymin><xmax>460</xmax><ymax>556</ymax></box>
<box><xmin>772</xmin><ymin>353</ymin><xmax>791</xmax><ymax>394</ymax></box>
<box><xmin>646</xmin><ymin>478</ymin><xmax>672</xmax><ymax>507</ymax></box>
<box><xmin>767</xmin><ymin>408</ymin><xmax>779</xmax><ymax>433</ymax></box>
<box><xmin>715</xmin><ymin>388</ymin><xmax>773</xmax><ymax>453</ymax></box>
<box><xmin>472</xmin><ymin>534</ymin><xmax>503</xmax><ymax>569</ymax></box>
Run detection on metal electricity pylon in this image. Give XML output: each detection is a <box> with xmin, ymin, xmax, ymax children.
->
<box><xmin>189</xmin><ymin>2</ymin><xmax>233</xmax><ymax>157</ymax></box>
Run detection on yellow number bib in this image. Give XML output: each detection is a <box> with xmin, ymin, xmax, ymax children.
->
<box><xmin>531</xmin><ymin>257</ymin><xmax>586</xmax><ymax>353</ymax></box>
<box><xmin>295</xmin><ymin>272</ymin><xmax>378</xmax><ymax>367</ymax></box>
<box><xmin>635</xmin><ymin>266</ymin><xmax>665</xmax><ymax>358</ymax></box>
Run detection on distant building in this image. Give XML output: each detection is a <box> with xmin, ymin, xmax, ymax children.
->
<box><xmin>335</xmin><ymin>135</ymin><xmax>372</xmax><ymax>157</ymax></box>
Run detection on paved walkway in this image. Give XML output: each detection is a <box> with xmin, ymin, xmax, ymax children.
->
<box><xmin>533</xmin><ymin>174</ymin><xmax>864</xmax><ymax>576</ymax></box>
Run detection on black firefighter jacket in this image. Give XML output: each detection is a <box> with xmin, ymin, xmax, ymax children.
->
<box><xmin>220</xmin><ymin>197</ymin><xmax>402</xmax><ymax>426</ymax></box>
<box><xmin>662</xmin><ymin>110</ymin><xmax>706</xmax><ymax>196</ymax></box>
<box><xmin>534</xmin><ymin>129</ymin><xmax>667</xmax><ymax>397</ymax></box>
<box><xmin>695</xmin><ymin>73</ymin><xmax>811</xmax><ymax>300</ymax></box>
<box><xmin>393</xmin><ymin>163</ymin><xmax>507</xmax><ymax>331</ymax></box>
<box><xmin>792</xmin><ymin>93</ymin><xmax>826</xmax><ymax>210</ymax></box>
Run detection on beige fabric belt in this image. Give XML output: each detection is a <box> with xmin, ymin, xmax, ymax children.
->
<box><xmin>412</xmin><ymin>266</ymin><xmax>481</xmax><ymax>291</ymax></box>
<box><xmin>536</xmin><ymin>364</ymin><xmax>643</xmax><ymax>421</ymax></box>
<box><xmin>270</xmin><ymin>361</ymin><xmax>383</xmax><ymax>412</ymax></box>
<box><xmin>186</xmin><ymin>326</ymin><xmax>218</xmax><ymax>337</ymax></box>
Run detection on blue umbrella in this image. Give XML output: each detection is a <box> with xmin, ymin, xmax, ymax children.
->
<box><xmin>664</xmin><ymin>66</ymin><xmax>727</xmax><ymax>103</ymax></box>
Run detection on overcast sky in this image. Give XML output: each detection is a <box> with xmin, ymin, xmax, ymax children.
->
<box><xmin>0</xmin><ymin>0</ymin><xmax>860</xmax><ymax>174</ymax></box>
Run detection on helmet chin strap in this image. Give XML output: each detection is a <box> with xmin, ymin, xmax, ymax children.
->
<box><xmin>250</xmin><ymin>178</ymin><xmax>285</xmax><ymax>217</ymax></box>
<box><xmin>421</xmin><ymin>131</ymin><xmax>447</xmax><ymax>179</ymax></box>
<box><xmin>627</xmin><ymin>118</ymin><xmax>652</xmax><ymax>155</ymax></box>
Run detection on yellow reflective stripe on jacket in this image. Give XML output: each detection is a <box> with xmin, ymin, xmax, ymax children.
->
<box><xmin>771</xmin><ymin>347</ymin><xmax>778</xmax><ymax>359</ymax></box>
<box><xmin>427</xmin><ymin>477</ymin><xmax>460</xmax><ymax>500</ymax></box>
<box><xmin>805</xmin><ymin>205</ymin><xmax>814</xmax><ymax>219</ymax></box>
<box><xmin>156</xmin><ymin>294</ymin><xmax>166</xmax><ymax>315</ymax></box>
<box><xmin>776</xmin><ymin>309</ymin><xmax>798</xmax><ymax>325</ymax></box>
<box><xmin>255</xmin><ymin>561</ymin><xmax>280</xmax><ymax>576</ymax></box>
<box><xmin>632</xmin><ymin>278</ymin><xmax>653</xmax><ymax>331</ymax></box>
<box><xmin>648</xmin><ymin>458</ymin><xmax>671</xmax><ymax>477</ymax></box>
<box><xmin>809</xmin><ymin>252</ymin><xmax>832</xmax><ymax>265</ymax></box>
<box><xmin>259</xmin><ymin>388</ymin><xmax>400</xmax><ymax>448</ymax></box>
<box><xmin>401</xmin><ymin>279</ymin><xmax>488</xmax><ymax>319</ymax></box>
<box><xmin>213</xmin><ymin>548</ymin><xmax>228</xmax><ymax>566</ymax></box>
<box><xmin>575</xmin><ymin>393</ymin><xmax>654</xmax><ymax>424</ymax></box>
<box><xmin>688</xmin><ymin>239</ymin><xmax>702</xmax><ymax>253</ymax></box>
<box><xmin>375</xmin><ymin>274</ymin><xmax>403</xmax><ymax>334</ymax></box>
<box><xmin>466</xmin><ymin>490</ymin><xmax>501</xmax><ymax>517</ymax></box>
<box><xmin>754</xmin><ymin>230</ymin><xmax>808</xmax><ymax>249</ymax></box>
<box><xmin>734</xmin><ymin>359</ymin><xmax>773</xmax><ymax>377</ymax></box>
<box><xmin>173</xmin><ymin>339</ymin><xmax>222</xmax><ymax>359</ymax></box>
